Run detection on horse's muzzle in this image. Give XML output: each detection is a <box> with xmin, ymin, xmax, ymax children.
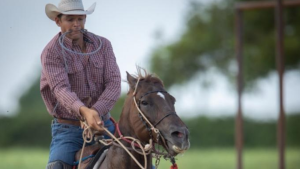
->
<box><xmin>166</xmin><ymin>126</ymin><xmax>190</xmax><ymax>155</ymax></box>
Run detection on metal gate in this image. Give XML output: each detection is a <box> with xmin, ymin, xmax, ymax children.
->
<box><xmin>234</xmin><ymin>1</ymin><xmax>300</xmax><ymax>169</ymax></box>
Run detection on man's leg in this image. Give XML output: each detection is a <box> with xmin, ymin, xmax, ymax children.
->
<box><xmin>47</xmin><ymin>119</ymin><xmax>85</xmax><ymax>168</ymax></box>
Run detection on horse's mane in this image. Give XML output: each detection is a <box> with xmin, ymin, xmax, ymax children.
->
<box><xmin>127</xmin><ymin>66</ymin><xmax>164</xmax><ymax>94</ymax></box>
<box><xmin>136</xmin><ymin>66</ymin><xmax>163</xmax><ymax>86</ymax></box>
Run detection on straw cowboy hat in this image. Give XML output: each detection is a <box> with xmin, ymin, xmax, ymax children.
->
<box><xmin>45</xmin><ymin>0</ymin><xmax>96</xmax><ymax>21</ymax></box>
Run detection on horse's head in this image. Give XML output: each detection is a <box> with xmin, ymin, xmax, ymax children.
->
<box><xmin>122</xmin><ymin>69</ymin><xmax>190</xmax><ymax>156</ymax></box>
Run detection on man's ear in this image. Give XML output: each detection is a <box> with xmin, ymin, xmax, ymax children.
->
<box><xmin>126</xmin><ymin>71</ymin><xmax>137</xmax><ymax>91</ymax></box>
<box><xmin>55</xmin><ymin>17</ymin><xmax>61</xmax><ymax>27</ymax></box>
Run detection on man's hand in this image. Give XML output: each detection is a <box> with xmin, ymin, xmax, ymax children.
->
<box><xmin>79</xmin><ymin>106</ymin><xmax>104</xmax><ymax>132</ymax></box>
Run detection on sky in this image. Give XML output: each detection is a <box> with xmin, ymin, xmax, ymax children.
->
<box><xmin>0</xmin><ymin>0</ymin><xmax>299</xmax><ymax>120</ymax></box>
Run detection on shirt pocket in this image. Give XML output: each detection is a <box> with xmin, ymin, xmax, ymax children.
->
<box><xmin>90</xmin><ymin>57</ymin><xmax>104</xmax><ymax>99</ymax></box>
<box><xmin>66</xmin><ymin>60</ymin><xmax>86</xmax><ymax>98</ymax></box>
<box><xmin>66</xmin><ymin>58</ymin><xmax>84</xmax><ymax>74</ymax></box>
<box><xmin>90</xmin><ymin>58</ymin><xmax>104</xmax><ymax>84</ymax></box>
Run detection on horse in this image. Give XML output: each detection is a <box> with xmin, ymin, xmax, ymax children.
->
<box><xmin>78</xmin><ymin>68</ymin><xmax>190</xmax><ymax>169</ymax></box>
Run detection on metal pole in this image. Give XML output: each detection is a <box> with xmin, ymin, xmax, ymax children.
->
<box><xmin>234</xmin><ymin>1</ymin><xmax>290</xmax><ymax>169</ymax></box>
<box><xmin>235</xmin><ymin>9</ymin><xmax>243</xmax><ymax>169</ymax></box>
<box><xmin>275</xmin><ymin>0</ymin><xmax>286</xmax><ymax>169</ymax></box>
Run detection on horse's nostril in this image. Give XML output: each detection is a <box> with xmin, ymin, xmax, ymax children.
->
<box><xmin>171</xmin><ymin>131</ymin><xmax>184</xmax><ymax>138</ymax></box>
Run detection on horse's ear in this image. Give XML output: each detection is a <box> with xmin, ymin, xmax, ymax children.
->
<box><xmin>126</xmin><ymin>71</ymin><xmax>137</xmax><ymax>90</ymax></box>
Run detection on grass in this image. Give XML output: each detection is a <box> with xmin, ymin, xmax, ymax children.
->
<box><xmin>0</xmin><ymin>147</ymin><xmax>48</xmax><ymax>169</ymax></box>
<box><xmin>156</xmin><ymin>148</ymin><xmax>300</xmax><ymax>169</ymax></box>
<box><xmin>0</xmin><ymin>147</ymin><xmax>299</xmax><ymax>169</ymax></box>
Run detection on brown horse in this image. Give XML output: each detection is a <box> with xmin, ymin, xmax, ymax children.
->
<box><xmin>94</xmin><ymin>69</ymin><xmax>190</xmax><ymax>169</ymax></box>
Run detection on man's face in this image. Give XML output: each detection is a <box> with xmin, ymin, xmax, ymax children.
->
<box><xmin>55</xmin><ymin>15</ymin><xmax>86</xmax><ymax>40</ymax></box>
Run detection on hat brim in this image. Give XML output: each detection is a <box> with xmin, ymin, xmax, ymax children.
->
<box><xmin>45</xmin><ymin>3</ymin><xmax>96</xmax><ymax>21</ymax></box>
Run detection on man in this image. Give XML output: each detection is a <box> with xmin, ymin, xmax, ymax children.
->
<box><xmin>40</xmin><ymin>0</ymin><xmax>121</xmax><ymax>168</ymax></box>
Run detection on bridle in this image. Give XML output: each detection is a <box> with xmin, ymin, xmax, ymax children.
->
<box><xmin>136</xmin><ymin>90</ymin><xmax>177</xmax><ymax>128</ymax></box>
<box><xmin>130</xmin><ymin>78</ymin><xmax>179</xmax><ymax>168</ymax></box>
<box><xmin>131</xmin><ymin>78</ymin><xmax>178</xmax><ymax>155</ymax></box>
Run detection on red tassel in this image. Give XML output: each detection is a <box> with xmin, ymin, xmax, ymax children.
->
<box><xmin>170</xmin><ymin>163</ymin><xmax>178</xmax><ymax>169</ymax></box>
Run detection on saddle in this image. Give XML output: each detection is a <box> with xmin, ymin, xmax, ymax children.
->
<box><xmin>73</xmin><ymin>123</ymin><xmax>108</xmax><ymax>169</ymax></box>
<box><xmin>74</xmin><ymin>143</ymin><xmax>110</xmax><ymax>169</ymax></box>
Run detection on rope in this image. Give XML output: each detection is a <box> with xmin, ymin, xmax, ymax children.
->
<box><xmin>132</xmin><ymin>78</ymin><xmax>170</xmax><ymax>150</ymax></box>
<box><xmin>132</xmin><ymin>78</ymin><xmax>158</xmax><ymax>133</ymax></box>
<box><xmin>78</xmin><ymin>121</ymin><xmax>94</xmax><ymax>169</ymax></box>
<box><xmin>58</xmin><ymin>29</ymin><xmax>103</xmax><ymax>56</ymax></box>
<box><xmin>79</xmin><ymin>120</ymin><xmax>148</xmax><ymax>169</ymax></box>
<box><xmin>58</xmin><ymin>29</ymin><xmax>103</xmax><ymax>73</ymax></box>
<box><xmin>104</xmin><ymin>128</ymin><xmax>148</xmax><ymax>169</ymax></box>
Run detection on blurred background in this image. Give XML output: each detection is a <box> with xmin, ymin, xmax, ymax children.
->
<box><xmin>0</xmin><ymin>0</ymin><xmax>299</xmax><ymax>168</ymax></box>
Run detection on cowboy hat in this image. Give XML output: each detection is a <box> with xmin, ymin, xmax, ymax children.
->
<box><xmin>45</xmin><ymin>0</ymin><xmax>96</xmax><ymax>21</ymax></box>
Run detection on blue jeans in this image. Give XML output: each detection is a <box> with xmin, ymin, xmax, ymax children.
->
<box><xmin>48</xmin><ymin>118</ymin><xmax>115</xmax><ymax>165</ymax></box>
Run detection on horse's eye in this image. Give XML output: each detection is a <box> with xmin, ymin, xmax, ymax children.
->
<box><xmin>141</xmin><ymin>101</ymin><xmax>148</xmax><ymax>106</ymax></box>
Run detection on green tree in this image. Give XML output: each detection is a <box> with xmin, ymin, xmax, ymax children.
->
<box><xmin>150</xmin><ymin>0</ymin><xmax>300</xmax><ymax>89</ymax></box>
<box><xmin>0</xmin><ymin>78</ymin><xmax>52</xmax><ymax>147</ymax></box>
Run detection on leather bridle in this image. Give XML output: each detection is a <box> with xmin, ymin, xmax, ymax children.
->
<box><xmin>136</xmin><ymin>90</ymin><xmax>177</xmax><ymax>127</ymax></box>
<box><xmin>132</xmin><ymin>78</ymin><xmax>177</xmax><ymax>149</ymax></box>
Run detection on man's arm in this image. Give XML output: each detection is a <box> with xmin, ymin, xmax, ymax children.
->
<box><xmin>42</xmin><ymin>49</ymin><xmax>103</xmax><ymax>131</ymax></box>
<box><xmin>42</xmin><ymin>49</ymin><xmax>85</xmax><ymax>118</ymax></box>
<box><xmin>92</xmin><ymin>40</ymin><xmax>121</xmax><ymax>116</ymax></box>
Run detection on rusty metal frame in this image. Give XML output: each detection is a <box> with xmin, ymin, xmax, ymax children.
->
<box><xmin>234</xmin><ymin>0</ymin><xmax>300</xmax><ymax>169</ymax></box>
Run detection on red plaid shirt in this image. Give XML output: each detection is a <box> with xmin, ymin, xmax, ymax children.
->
<box><xmin>40</xmin><ymin>32</ymin><xmax>121</xmax><ymax>120</ymax></box>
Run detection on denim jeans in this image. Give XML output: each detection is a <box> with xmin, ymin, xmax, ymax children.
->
<box><xmin>48</xmin><ymin>118</ymin><xmax>115</xmax><ymax>165</ymax></box>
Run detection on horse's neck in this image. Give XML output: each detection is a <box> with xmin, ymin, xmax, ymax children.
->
<box><xmin>102</xmin><ymin>100</ymin><xmax>152</xmax><ymax>169</ymax></box>
<box><xmin>102</xmin><ymin>124</ymin><xmax>152</xmax><ymax>169</ymax></box>
<box><xmin>118</xmin><ymin>96</ymin><xmax>149</xmax><ymax>140</ymax></box>
<box><xmin>104</xmin><ymin>144</ymin><xmax>152</xmax><ymax>169</ymax></box>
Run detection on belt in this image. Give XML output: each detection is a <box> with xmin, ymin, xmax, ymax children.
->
<box><xmin>55</xmin><ymin>112</ymin><xmax>111</xmax><ymax>126</ymax></box>
<box><xmin>56</xmin><ymin>118</ymin><xmax>81</xmax><ymax>126</ymax></box>
<box><xmin>101</xmin><ymin>112</ymin><xmax>111</xmax><ymax>121</ymax></box>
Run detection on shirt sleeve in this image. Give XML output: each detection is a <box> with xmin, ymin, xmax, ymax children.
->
<box><xmin>92</xmin><ymin>40</ymin><xmax>121</xmax><ymax>116</ymax></box>
<box><xmin>41</xmin><ymin>49</ymin><xmax>85</xmax><ymax>119</ymax></box>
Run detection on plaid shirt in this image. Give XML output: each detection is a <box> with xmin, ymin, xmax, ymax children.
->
<box><xmin>40</xmin><ymin>32</ymin><xmax>121</xmax><ymax>120</ymax></box>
